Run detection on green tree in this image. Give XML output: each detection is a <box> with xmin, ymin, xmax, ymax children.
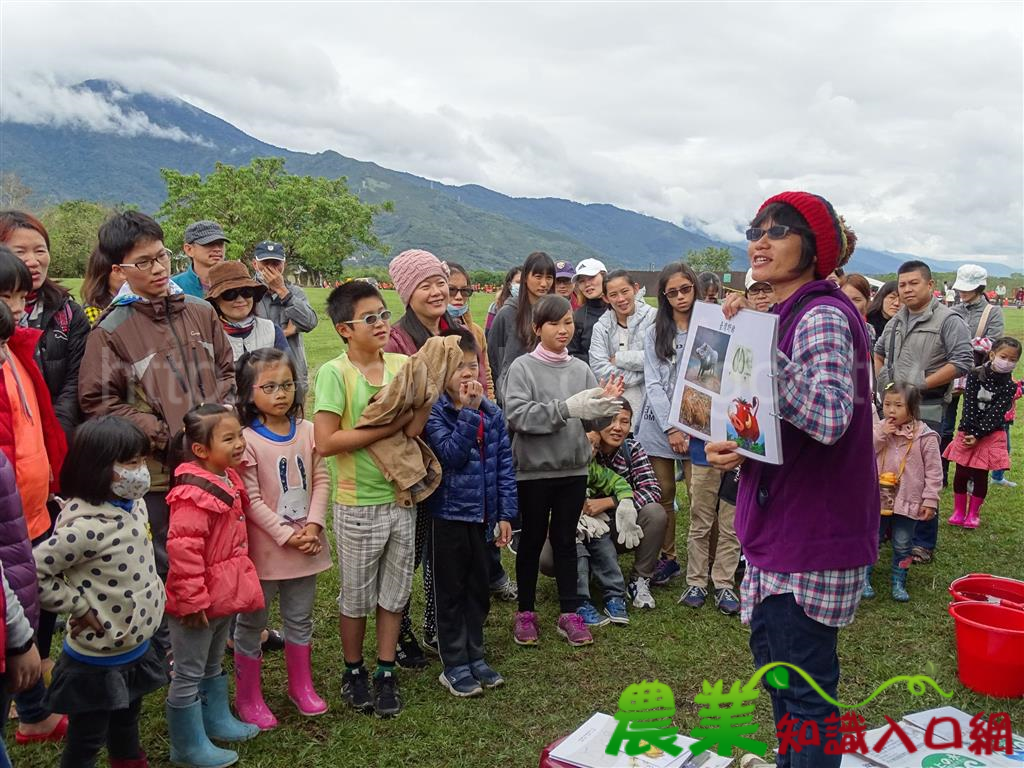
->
<box><xmin>40</xmin><ymin>200</ymin><xmax>113</xmax><ymax>278</ymax></box>
<box><xmin>685</xmin><ymin>246</ymin><xmax>733</xmax><ymax>274</ymax></box>
<box><xmin>0</xmin><ymin>172</ymin><xmax>33</xmax><ymax>210</ymax></box>
<box><xmin>157</xmin><ymin>157</ymin><xmax>392</xmax><ymax>280</ymax></box>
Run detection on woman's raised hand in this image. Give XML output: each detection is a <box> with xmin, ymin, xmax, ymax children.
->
<box><xmin>721</xmin><ymin>291</ymin><xmax>751</xmax><ymax>320</ymax></box>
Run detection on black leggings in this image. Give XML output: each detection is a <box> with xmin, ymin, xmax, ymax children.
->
<box><xmin>953</xmin><ymin>464</ymin><xmax>989</xmax><ymax>500</ymax></box>
<box><xmin>62</xmin><ymin>697</ymin><xmax>143</xmax><ymax>768</ymax></box>
<box><xmin>515</xmin><ymin>476</ymin><xmax>587</xmax><ymax>614</ymax></box>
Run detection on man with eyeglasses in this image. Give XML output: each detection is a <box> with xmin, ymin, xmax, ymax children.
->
<box><xmin>79</xmin><ymin>212</ymin><xmax>236</xmax><ymax>657</ymax></box>
<box><xmin>172</xmin><ymin>220</ymin><xmax>230</xmax><ymax>297</ymax></box>
<box><xmin>251</xmin><ymin>240</ymin><xmax>318</xmax><ymax>386</ymax></box>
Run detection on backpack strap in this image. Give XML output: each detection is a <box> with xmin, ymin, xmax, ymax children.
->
<box><xmin>175</xmin><ymin>473</ymin><xmax>235</xmax><ymax>508</ymax></box>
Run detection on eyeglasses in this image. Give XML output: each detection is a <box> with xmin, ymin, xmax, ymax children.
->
<box><xmin>220</xmin><ymin>288</ymin><xmax>258</xmax><ymax>302</ymax></box>
<box><xmin>342</xmin><ymin>310</ymin><xmax>392</xmax><ymax>327</ymax></box>
<box><xmin>747</xmin><ymin>285</ymin><xmax>773</xmax><ymax>296</ymax></box>
<box><xmin>254</xmin><ymin>381</ymin><xmax>296</xmax><ymax>395</ymax></box>
<box><xmin>745</xmin><ymin>225</ymin><xmax>802</xmax><ymax>242</ymax></box>
<box><xmin>119</xmin><ymin>249</ymin><xmax>172</xmax><ymax>272</ymax></box>
<box><xmin>664</xmin><ymin>285</ymin><xmax>695</xmax><ymax>299</ymax></box>
<box><xmin>450</xmin><ymin>286</ymin><xmax>475</xmax><ymax>297</ymax></box>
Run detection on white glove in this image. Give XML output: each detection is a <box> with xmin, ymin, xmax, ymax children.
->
<box><xmin>579</xmin><ymin>513</ymin><xmax>610</xmax><ymax>541</ymax></box>
<box><xmin>564</xmin><ymin>388</ymin><xmax>622</xmax><ymax>420</ymax></box>
<box><xmin>615</xmin><ymin>498</ymin><xmax>643</xmax><ymax>550</ymax></box>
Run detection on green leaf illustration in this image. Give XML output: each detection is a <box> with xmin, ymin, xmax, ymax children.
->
<box><xmin>766</xmin><ymin>667</ymin><xmax>789</xmax><ymax>690</ymax></box>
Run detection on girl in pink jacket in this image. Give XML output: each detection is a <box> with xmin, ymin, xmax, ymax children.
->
<box><xmin>164</xmin><ymin>404</ymin><xmax>264</xmax><ymax>767</ymax></box>
<box><xmin>233</xmin><ymin>349</ymin><xmax>331</xmax><ymax>729</ymax></box>
<box><xmin>863</xmin><ymin>383</ymin><xmax>942</xmax><ymax>603</ymax></box>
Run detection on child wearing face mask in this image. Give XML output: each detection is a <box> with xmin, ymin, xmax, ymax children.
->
<box><xmin>945</xmin><ymin>337</ymin><xmax>1022</xmax><ymax>530</ymax></box>
<box><xmin>32</xmin><ymin>416</ymin><xmax>166</xmax><ymax>768</ymax></box>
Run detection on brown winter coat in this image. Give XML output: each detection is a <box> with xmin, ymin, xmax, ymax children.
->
<box><xmin>356</xmin><ymin>335</ymin><xmax>463</xmax><ymax>507</ymax></box>
<box><xmin>78</xmin><ymin>294</ymin><xmax>236</xmax><ymax>491</ymax></box>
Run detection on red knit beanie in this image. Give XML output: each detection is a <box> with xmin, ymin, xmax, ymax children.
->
<box><xmin>388</xmin><ymin>249</ymin><xmax>448</xmax><ymax>305</ymax></box>
<box><xmin>757</xmin><ymin>191</ymin><xmax>846</xmax><ymax>279</ymax></box>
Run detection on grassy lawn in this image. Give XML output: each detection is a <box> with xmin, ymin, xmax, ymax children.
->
<box><xmin>18</xmin><ymin>284</ymin><xmax>1024</xmax><ymax>767</ymax></box>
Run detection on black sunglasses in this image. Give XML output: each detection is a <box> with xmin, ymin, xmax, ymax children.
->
<box><xmin>450</xmin><ymin>286</ymin><xmax>475</xmax><ymax>297</ymax></box>
<box><xmin>745</xmin><ymin>225</ymin><xmax>803</xmax><ymax>242</ymax></box>
<box><xmin>220</xmin><ymin>288</ymin><xmax>258</xmax><ymax>302</ymax></box>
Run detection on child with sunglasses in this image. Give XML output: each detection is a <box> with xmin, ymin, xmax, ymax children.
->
<box><xmin>204</xmin><ymin>261</ymin><xmax>289</xmax><ymax>361</ymax></box>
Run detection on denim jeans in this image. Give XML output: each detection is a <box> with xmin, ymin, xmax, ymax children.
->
<box><xmin>576</xmin><ymin>535</ymin><xmax>626</xmax><ymax>604</ymax></box>
<box><xmin>749</xmin><ymin>593</ymin><xmax>841</xmax><ymax>768</ymax></box>
<box><xmin>992</xmin><ymin>425</ymin><xmax>1012</xmax><ymax>482</ymax></box>
<box><xmin>913</xmin><ymin>412</ymin><xmax>944</xmax><ymax>551</ymax></box>
<box><xmin>879</xmin><ymin>515</ymin><xmax>916</xmax><ymax>569</ymax></box>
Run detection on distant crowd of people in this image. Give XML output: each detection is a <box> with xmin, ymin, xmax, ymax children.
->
<box><xmin>0</xmin><ymin>196</ymin><xmax>1018</xmax><ymax>768</ymax></box>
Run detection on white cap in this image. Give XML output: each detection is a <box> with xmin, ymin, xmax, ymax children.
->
<box><xmin>745</xmin><ymin>268</ymin><xmax>770</xmax><ymax>291</ymax></box>
<box><xmin>575</xmin><ymin>258</ymin><xmax>607</xmax><ymax>278</ymax></box>
<box><xmin>952</xmin><ymin>264</ymin><xmax>988</xmax><ymax>292</ymax></box>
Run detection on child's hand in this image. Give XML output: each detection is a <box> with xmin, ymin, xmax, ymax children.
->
<box><xmin>667</xmin><ymin>428</ymin><xmax>689</xmax><ymax>454</ymax></box>
<box><xmin>882</xmin><ymin>419</ymin><xmax>898</xmax><ymax>435</ymax></box>
<box><xmin>404</xmin><ymin>403</ymin><xmax>432</xmax><ymax>437</ymax></box>
<box><xmin>919</xmin><ymin>505</ymin><xmax>936</xmax><ymax>521</ymax></box>
<box><xmin>962</xmin><ymin>434</ymin><xmax>977</xmax><ymax>447</ymax></box>
<box><xmin>5</xmin><ymin>643</ymin><xmax>41</xmax><ymax>693</ymax></box>
<box><xmin>600</xmin><ymin>374</ymin><xmax>625</xmax><ymax>399</ymax></box>
<box><xmin>69</xmin><ymin>609</ymin><xmax>105</xmax><ymax>639</ymax></box>
<box><xmin>459</xmin><ymin>380</ymin><xmax>484</xmax><ymax>410</ymax></box>
<box><xmin>582</xmin><ymin>497</ymin><xmax>614</xmax><ymax>517</ymax></box>
<box><xmin>181</xmin><ymin>610</ymin><xmax>209</xmax><ymax>629</ymax></box>
<box><xmin>298</xmin><ymin>523</ymin><xmax>323</xmax><ymax>555</ymax></box>
<box><xmin>495</xmin><ymin>521</ymin><xmax>512</xmax><ymax>548</ymax></box>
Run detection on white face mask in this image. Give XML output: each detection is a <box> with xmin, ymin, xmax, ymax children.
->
<box><xmin>111</xmin><ymin>463</ymin><xmax>151</xmax><ymax>501</ymax></box>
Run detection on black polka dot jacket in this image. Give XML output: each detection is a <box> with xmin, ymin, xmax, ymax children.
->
<box><xmin>959</xmin><ymin>364</ymin><xmax>1017</xmax><ymax>439</ymax></box>
<box><xmin>32</xmin><ymin>498</ymin><xmax>166</xmax><ymax>659</ymax></box>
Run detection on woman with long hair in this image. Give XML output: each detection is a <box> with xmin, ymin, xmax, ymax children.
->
<box><xmin>486</xmin><ymin>252</ymin><xmax>555</xmax><ymax>404</ymax></box>
<box><xmin>865</xmin><ymin>280</ymin><xmax>899</xmax><ymax>340</ymax></box>
<box><xmin>80</xmin><ymin>245</ymin><xmax>126</xmax><ymax>325</ymax></box>
<box><xmin>485</xmin><ymin>267</ymin><xmax>521</xmax><ymax>331</ymax></box>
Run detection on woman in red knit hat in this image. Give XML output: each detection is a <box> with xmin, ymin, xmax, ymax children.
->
<box><xmin>707</xmin><ymin>192</ymin><xmax>877</xmax><ymax>768</ymax></box>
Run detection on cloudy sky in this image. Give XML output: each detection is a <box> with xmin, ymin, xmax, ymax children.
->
<box><xmin>2</xmin><ymin>2</ymin><xmax>1022</xmax><ymax>264</ymax></box>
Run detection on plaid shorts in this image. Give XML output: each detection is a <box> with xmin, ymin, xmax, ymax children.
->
<box><xmin>333</xmin><ymin>502</ymin><xmax>415</xmax><ymax>617</ymax></box>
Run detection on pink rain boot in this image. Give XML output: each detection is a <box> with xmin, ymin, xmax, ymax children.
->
<box><xmin>962</xmin><ymin>496</ymin><xmax>984</xmax><ymax>529</ymax></box>
<box><xmin>285</xmin><ymin>643</ymin><xmax>328</xmax><ymax>716</ymax></box>
<box><xmin>234</xmin><ymin>652</ymin><xmax>278</xmax><ymax>730</ymax></box>
<box><xmin>947</xmin><ymin>493</ymin><xmax>968</xmax><ymax>526</ymax></box>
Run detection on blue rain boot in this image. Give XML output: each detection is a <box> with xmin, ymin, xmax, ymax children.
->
<box><xmin>199</xmin><ymin>673</ymin><xmax>260</xmax><ymax>743</ymax></box>
<box><xmin>166</xmin><ymin>699</ymin><xmax>238</xmax><ymax>768</ymax></box>
<box><xmin>861</xmin><ymin>565</ymin><xmax>875</xmax><ymax>599</ymax></box>
<box><xmin>891</xmin><ymin>567</ymin><xmax>910</xmax><ymax>603</ymax></box>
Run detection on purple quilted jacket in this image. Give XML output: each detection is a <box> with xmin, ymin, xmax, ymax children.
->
<box><xmin>0</xmin><ymin>451</ymin><xmax>38</xmax><ymax>630</ymax></box>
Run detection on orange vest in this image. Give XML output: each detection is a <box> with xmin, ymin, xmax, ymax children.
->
<box><xmin>2</xmin><ymin>355</ymin><xmax>51</xmax><ymax>539</ymax></box>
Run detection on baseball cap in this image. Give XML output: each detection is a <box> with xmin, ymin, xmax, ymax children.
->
<box><xmin>555</xmin><ymin>260</ymin><xmax>576</xmax><ymax>280</ymax></box>
<box><xmin>575</xmin><ymin>258</ymin><xmax>607</xmax><ymax>278</ymax></box>
<box><xmin>184</xmin><ymin>220</ymin><xmax>230</xmax><ymax>245</ymax></box>
<box><xmin>745</xmin><ymin>268</ymin><xmax>770</xmax><ymax>291</ymax></box>
<box><xmin>253</xmin><ymin>241</ymin><xmax>287</xmax><ymax>261</ymax></box>
<box><xmin>952</xmin><ymin>264</ymin><xmax>987</xmax><ymax>292</ymax></box>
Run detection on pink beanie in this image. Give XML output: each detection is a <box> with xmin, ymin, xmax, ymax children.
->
<box><xmin>389</xmin><ymin>249</ymin><xmax>448</xmax><ymax>305</ymax></box>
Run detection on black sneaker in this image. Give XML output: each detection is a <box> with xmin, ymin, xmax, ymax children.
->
<box><xmin>422</xmin><ymin>631</ymin><xmax>440</xmax><ymax>657</ymax></box>
<box><xmin>373</xmin><ymin>671</ymin><xmax>403</xmax><ymax>717</ymax></box>
<box><xmin>396</xmin><ymin>629</ymin><xmax>429</xmax><ymax>669</ymax></box>
<box><xmin>341</xmin><ymin>667</ymin><xmax>374</xmax><ymax>713</ymax></box>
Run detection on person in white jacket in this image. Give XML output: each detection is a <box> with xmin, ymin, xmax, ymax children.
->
<box><xmin>588</xmin><ymin>270</ymin><xmax>656</xmax><ymax>426</ymax></box>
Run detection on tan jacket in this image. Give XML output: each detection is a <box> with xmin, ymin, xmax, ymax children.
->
<box><xmin>356</xmin><ymin>335</ymin><xmax>464</xmax><ymax>507</ymax></box>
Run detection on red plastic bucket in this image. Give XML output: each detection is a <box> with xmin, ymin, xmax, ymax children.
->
<box><xmin>948</xmin><ymin>601</ymin><xmax>1024</xmax><ymax>698</ymax></box>
<box><xmin>949</xmin><ymin>573</ymin><xmax>1024</xmax><ymax>611</ymax></box>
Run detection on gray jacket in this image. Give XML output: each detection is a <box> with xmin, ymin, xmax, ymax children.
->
<box><xmin>256</xmin><ymin>283</ymin><xmax>318</xmax><ymax>384</ymax></box>
<box><xmin>874</xmin><ymin>298</ymin><xmax>973</xmax><ymax>400</ymax></box>
<box><xmin>485</xmin><ymin>296</ymin><xmax>527</xmax><ymax>404</ymax></box>
<box><xmin>503</xmin><ymin>353</ymin><xmax>598</xmax><ymax>480</ymax></box>
<box><xmin>588</xmin><ymin>300</ymin><xmax>656</xmax><ymax>388</ymax></box>
<box><xmin>952</xmin><ymin>297</ymin><xmax>1004</xmax><ymax>346</ymax></box>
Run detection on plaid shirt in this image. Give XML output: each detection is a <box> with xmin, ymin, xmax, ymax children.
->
<box><xmin>741</xmin><ymin>305</ymin><xmax>865</xmax><ymax>628</ymax></box>
<box><xmin>594</xmin><ymin>438</ymin><xmax>661</xmax><ymax>509</ymax></box>
<box><xmin>776</xmin><ymin>305</ymin><xmax>856</xmax><ymax>446</ymax></box>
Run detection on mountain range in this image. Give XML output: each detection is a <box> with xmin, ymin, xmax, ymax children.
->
<box><xmin>1</xmin><ymin>79</ymin><xmax>1015</xmax><ymax>276</ymax></box>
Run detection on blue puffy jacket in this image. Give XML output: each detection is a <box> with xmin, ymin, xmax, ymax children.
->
<box><xmin>423</xmin><ymin>394</ymin><xmax>518</xmax><ymax>536</ymax></box>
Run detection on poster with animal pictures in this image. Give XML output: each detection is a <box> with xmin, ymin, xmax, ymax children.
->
<box><xmin>669</xmin><ymin>301</ymin><xmax>783</xmax><ymax>464</ymax></box>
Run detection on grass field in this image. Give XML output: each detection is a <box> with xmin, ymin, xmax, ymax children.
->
<box><xmin>18</xmin><ymin>283</ymin><xmax>1024</xmax><ymax>767</ymax></box>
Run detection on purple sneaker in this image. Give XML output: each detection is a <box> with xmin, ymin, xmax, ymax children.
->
<box><xmin>557</xmin><ymin>613</ymin><xmax>594</xmax><ymax>647</ymax></box>
<box><xmin>651</xmin><ymin>558</ymin><xmax>681</xmax><ymax>587</ymax></box>
<box><xmin>513</xmin><ymin>611</ymin><xmax>539</xmax><ymax>646</ymax></box>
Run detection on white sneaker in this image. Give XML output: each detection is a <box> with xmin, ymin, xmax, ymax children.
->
<box><xmin>630</xmin><ymin>577</ymin><xmax>656</xmax><ymax>609</ymax></box>
<box><xmin>992</xmin><ymin>478</ymin><xmax>1018</xmax><ymax>488</ymax></box>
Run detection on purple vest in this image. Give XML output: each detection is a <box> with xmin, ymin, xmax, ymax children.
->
<box><xmin>0</xmin><ymin>451</ymin><xmax>39</xmax><ymax>630</ymax></box>
<box><xmin>735</xmin><ymin>280</ymin><xmax>879</xmax><ymax>572</ymax></box>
